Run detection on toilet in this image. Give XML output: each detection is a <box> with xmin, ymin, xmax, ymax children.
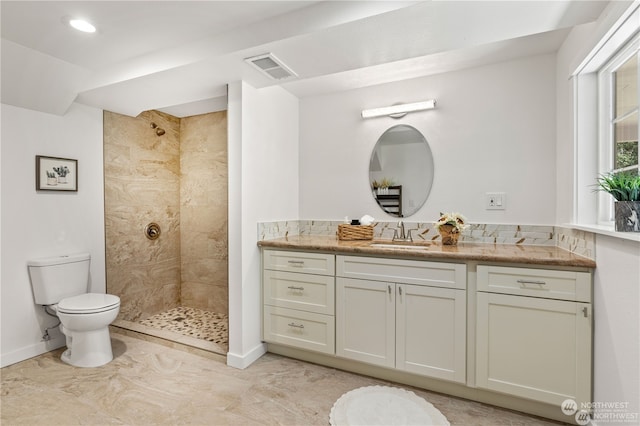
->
<box><xmin>27</xmin><ymin>253</ymin><xmax>120</xmax><ymax>367</ymax></box>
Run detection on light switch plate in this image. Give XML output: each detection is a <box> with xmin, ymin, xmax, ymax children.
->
<box><xmin>486</xmin><ymin>192</ymin><xmax>506</xmax><ymax>210</ymax></box>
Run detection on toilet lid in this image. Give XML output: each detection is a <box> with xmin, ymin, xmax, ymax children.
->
<box><xmin>57</xmin><ymin>293</ymin><xmax>120</xmax><ymax>314</ymax></box>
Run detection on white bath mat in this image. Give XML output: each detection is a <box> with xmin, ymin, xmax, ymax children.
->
<box><xmin>329</xmin><ymin>385</ymin><xmax>450</xmax><ymax>426</ymax></box>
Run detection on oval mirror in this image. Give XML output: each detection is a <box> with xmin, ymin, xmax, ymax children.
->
<box><xmin>369</xmin><ymin>125</ymin><xmax>434</xmax><ymax>217</ymax></box>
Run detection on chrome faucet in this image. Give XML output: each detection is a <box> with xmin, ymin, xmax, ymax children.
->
<box><xmin>393</xmin><ymin>221</ymin><xmax>413</xmax><ymax>242</ymax></box>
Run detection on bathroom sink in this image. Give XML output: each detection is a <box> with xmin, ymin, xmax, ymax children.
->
<box><xmin>370</xmin><ymin>243</ymin><xmax>430</xmax><ymax>250</ymax></box>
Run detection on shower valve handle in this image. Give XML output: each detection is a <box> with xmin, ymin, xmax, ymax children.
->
<box><xmin>145</xmin><ymin>223</ymin><xmax>161</xmax><ymax>240</ymax></box>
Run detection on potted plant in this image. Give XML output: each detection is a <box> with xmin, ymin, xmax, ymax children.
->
<box><xmin>434</xmin><ymin>212</ymin><xmax>468</xmax><ymax>245</ymax></box>
<box><xmin>595</xmin><ymin>172</ymin><xmax>640</xmax><ymax>232</ymax></box>
<box><xmin>46</xmin><ymin>171</ymin><xmax>58</xmax><ymax>186</ymax></box>
<box><xmin>372</xmin><ymin>177</ymin><xmax>394</xmax><ymax>195</ymax></box>
<box><xmin>53</xmin><ymin>165</ymin><xmax>70</xmax><ymax>184</ymax></box>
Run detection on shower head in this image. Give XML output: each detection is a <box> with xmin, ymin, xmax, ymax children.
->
<box><xmin>150</xmin><ymin>122</ymin><xmax>165</xmax><ymax>136</ymax></box>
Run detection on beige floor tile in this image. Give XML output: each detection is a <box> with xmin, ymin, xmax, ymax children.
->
<box><xmin>1</xmin><ymin>331</ymin><xmax>568</xmax><ymax>426</ymax></box>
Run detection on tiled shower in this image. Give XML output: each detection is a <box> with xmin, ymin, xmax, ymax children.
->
<box><xmin>103</xmin><ymin>109</ymin><xmax>228</xmax><ymax>354</ymax></box>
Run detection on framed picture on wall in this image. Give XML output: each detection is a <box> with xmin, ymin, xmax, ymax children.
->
<box><xmin>35</xmin><ymin>155</ymin><xmax>78</xmax><ymax>192</ymax></box>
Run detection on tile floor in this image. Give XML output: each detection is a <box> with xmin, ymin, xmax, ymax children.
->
<box><xmin>1</xmin><ymin>331</ymin><xmax>568</xmax><ymax>426</ymax></box>
<box><xmin>113</xmin><ymin>306</ymin><xmax>228</xmax><ymax>356</ymax></box>
<box><xmin>140</xmin><ymin>307</ymin><xmax>229</xmax><ymax>347</ymax></box>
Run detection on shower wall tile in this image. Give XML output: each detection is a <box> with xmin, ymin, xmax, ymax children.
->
<box><xmin>180</xmin><ymin>111</ymin><xmax>228</xmax><ymax>315</ymax></box>
<box><xmin>181</xmin><ymin>258</ymin><xmax>227</xmax><ymax>283</ymax></box>
<box><xmin>106</xmin><ymin>258</ymin><xmax>181</xmax><ymax>321</ymax></box>
<box><xmin>104</xmin><ymin>110</ymin><xmax>182</xmax><ymax>322</ymax></box>
<box><xmin>103</xmin><ymin>143</ymin><xmax>132</xmax><ymax>176</ymax></box>
<box><xmin>207</xmin><ymin>283</ymin><xmax>229</xmax><ymax>314</ymax></box>
<box><xmin>106</xmin><ymin>109</ymin><xmax>228</xmax><ymax>322</ymax></box>
<box><xmin>181</xmin><ymin>281</ymin><xmax>228</xmax><ymax>314</ymax></box>
<box><xmin>104</xmin><ymin>176</ymin><xmax>179</xmax><ymax>207</ymax></box>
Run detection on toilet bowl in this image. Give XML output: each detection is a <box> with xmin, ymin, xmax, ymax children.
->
<box><xmin>54</xmin><ymin>293</ymin><xmax>120</xmax><ymax>368</ymax></box>
<box><xmin>28</xmin><ymin>253</ymin><xmax>121</xmax><ymax>368</ymax></box>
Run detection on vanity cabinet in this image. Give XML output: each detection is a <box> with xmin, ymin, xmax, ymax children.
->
<box><xmin>262</xmin><ymin>250</ymin><xmax>336</xmax><ymax>354</ymax></box>
<box><xmin>476</xmin><ymin>265</ymin><xmax>592</xmax><ymax>406</ymax></box>
<box><xmin>336</xmin><ymin>255</ymin><xmax>467</xmax><ymax>383</ymax></box>
<box><xmin>259</xmin><ymin>239</ymin><xmax>595</xmax><ymax>423</ymax></box>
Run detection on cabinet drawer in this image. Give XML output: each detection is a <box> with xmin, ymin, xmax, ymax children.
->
<box><xmin>264</xmin><ymin>250</ymin><xmax>335</xmax><ymax>276</ymax></box>
<box><xmin>263</xmin><ymin>306</ymin><xmax>335</xmax><ymax>354</ymax></box>
<box><xmin>337</xmin><ymin>255</ymin><xmax>466</xmax><ymax>289</ymax></box>
<box><xmin>264</xmin><ymin>270</ymin><xmax>335</xmax><ymax>314</ymax></box>
<box><xmin>477</xmin><ymin>265</ymin><xmax>591</xmax><ymax>302</ymax></box>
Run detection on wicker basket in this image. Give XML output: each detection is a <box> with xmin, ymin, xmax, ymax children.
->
<box><xmin>338</xmin><ymin>224</ymin><xmax>374</xmax><ymax>241</ymax></box>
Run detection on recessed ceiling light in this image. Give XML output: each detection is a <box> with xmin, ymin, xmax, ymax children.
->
<box><xmin>68</xmin><ymin>18</ymin><xmax>96</xmax><ymax>33</ymax></box>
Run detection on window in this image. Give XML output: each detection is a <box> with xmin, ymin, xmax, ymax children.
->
<box><xmin>572</xmin><ymin>2</ymin><xmax>640</xmax><ymax>239</ymax></box>
<box><xmin>607</xmin><ymin>45</ymin><xmax>639</xmax><ymax>175</ymax></box>
<box><xmin>613</xmin><ymin>54</ymin><xmax>638</xmax><ymax>173</ymax></box>
<box><xmin>597</xmin><ymin>34</ymin><xmax>639</xmax><ymax>223</ymax></box>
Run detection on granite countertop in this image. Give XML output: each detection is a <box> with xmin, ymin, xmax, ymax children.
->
<box><xmin>258</xmin><ymin>235</ymin><xmax>596</xmax><ymax>268</ymax></box>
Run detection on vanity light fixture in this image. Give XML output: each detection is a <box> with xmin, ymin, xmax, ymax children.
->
<box><xmin>361</xmin><ymin>100</ymin><xmax>436</xmax><ymax>119</ymax></box>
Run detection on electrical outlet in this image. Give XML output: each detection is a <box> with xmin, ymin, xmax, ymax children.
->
<box><xmin>486</xmin><ymin>192</ymin><xmax>506</xmax><ymax>210</ymax></box>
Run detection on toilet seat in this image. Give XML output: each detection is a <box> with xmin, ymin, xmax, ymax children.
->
<box><xmin>57</xmin><ymin>293</ymin><xmax>120</xmax><ymax>314</ymax></box>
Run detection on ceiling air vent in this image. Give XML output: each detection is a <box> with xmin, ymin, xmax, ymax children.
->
<box><xmin>245</xmin><ymin>53</ymin><xmax>297</xmax><ymax>81</ymax></box>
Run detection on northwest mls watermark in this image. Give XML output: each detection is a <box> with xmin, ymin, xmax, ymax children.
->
<box><xmin>562</xmin><ymin>399</ymin><xmax>639</xmax><ymax>425</ymax></box>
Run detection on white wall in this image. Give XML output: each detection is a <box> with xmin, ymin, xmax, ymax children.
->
<box><xmin>591</xmin><ymin>236</ymin><xmax>640</xmax><ymax>422</ymax></box>
<box><xmin>556</xmin><ymin>3</ymin><xmax>640</xmax><ymax>424</ymax></box>
<box><xmin>1</xmin><ymin>102</ymin><xmax>105</xmax><ymax>367</ymax></box>
<box><xmin>227</xmin><ymin>82</ymin><xmax>299</xmax><ymax>368</ymax></box>
<box><xmin>299</xmin><ymin>53</ymin><xmax>557</xmax><ymax>224</ymax></box>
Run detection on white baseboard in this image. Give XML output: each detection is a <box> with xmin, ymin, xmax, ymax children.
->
<box><xmin>0</xmin><ymin>337</ymin><xmax>65</xmax><ymax>368</ymax></box>
<box><xmin>226</xmin><ymin>342</ymin><xmax>267</xmax><ymax>369</ymax></box>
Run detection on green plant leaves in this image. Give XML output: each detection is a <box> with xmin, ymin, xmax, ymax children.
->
<box><xmin>595</xmin><ymin>172</ymin><xmax>640</xmax><ymax>201</ymax></box>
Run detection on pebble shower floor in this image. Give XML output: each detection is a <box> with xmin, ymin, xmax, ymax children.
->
<box><xmin>140</xmin><ymin>306</ymin><xmax>228</xmax><ymax>348</ymax></box>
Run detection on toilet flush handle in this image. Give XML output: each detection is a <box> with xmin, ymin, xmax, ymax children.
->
<box><xmin>145</xmin><ymin>223</ymin><xmax>161</xmax><ymax>240</ymax></box>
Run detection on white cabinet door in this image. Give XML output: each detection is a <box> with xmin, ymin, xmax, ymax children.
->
<box><xmin>396</xmin><ymin>284</ymin><xmax>466</xmax><ymax>383</ymax></box>
<box><xmin>476</xmin><ymin>292</ymin><xmax>592</xmax><ymax>406</ymax></box>
<box><xmin>336</xmin><ymin>277</ymin><xmax>395</xmax><ymax>368</ymax></box>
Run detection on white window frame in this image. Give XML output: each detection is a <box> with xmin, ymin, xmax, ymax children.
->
<box><xmin>597</xmin><ymin>35</ymin><xmax>639</xmax><ymax>225</ymax></box>
<box><xmin>572</xmin><ymin>2</ymin><xmax>640</xmax><ymax>239</ymax></box>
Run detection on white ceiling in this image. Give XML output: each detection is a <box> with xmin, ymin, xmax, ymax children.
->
<box><xmin>1</xmin><ymin>1</ymin><xmax>610</xmax><ymax>117</ymax></box>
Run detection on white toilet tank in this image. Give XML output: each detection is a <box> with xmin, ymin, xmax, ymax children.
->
<box><xmin>27</xmin><ymin>253</ymin><xmax>91</xmax><ymax>305</ymax></box>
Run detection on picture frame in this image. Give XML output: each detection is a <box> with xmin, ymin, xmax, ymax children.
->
<box><xmin>36</xmin><ymin>155</ymin><xmax>78</xmax><ymax>192</ymax></box>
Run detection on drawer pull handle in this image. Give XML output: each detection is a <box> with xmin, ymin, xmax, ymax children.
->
<box><xmin>388</xmin><ymin>285</ymin><xmax>391</xmax><ymax>294</ymax></box>
<box><xmin>287</xmin><ymin>286</ymin><xmax>305</xmax><ymax>291</ymax></box>
<box><xmin>583</xmin><ymin>307</ymin><xmax>589</xmax><ymax>318</ymax></box>
<box><xmin>287</xmin><ymin>260</ymin><xmax>305</xmax><ymax>266</ymax></box>
<box><xmin>517</xmin><ymin>279</ymin><xmax>547</xmax><ymax>286</ymax></box>
<box><xmin>288</xmin><ymin>322</ymin><xmax>305</xmax><ymax>329</ymax></box>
